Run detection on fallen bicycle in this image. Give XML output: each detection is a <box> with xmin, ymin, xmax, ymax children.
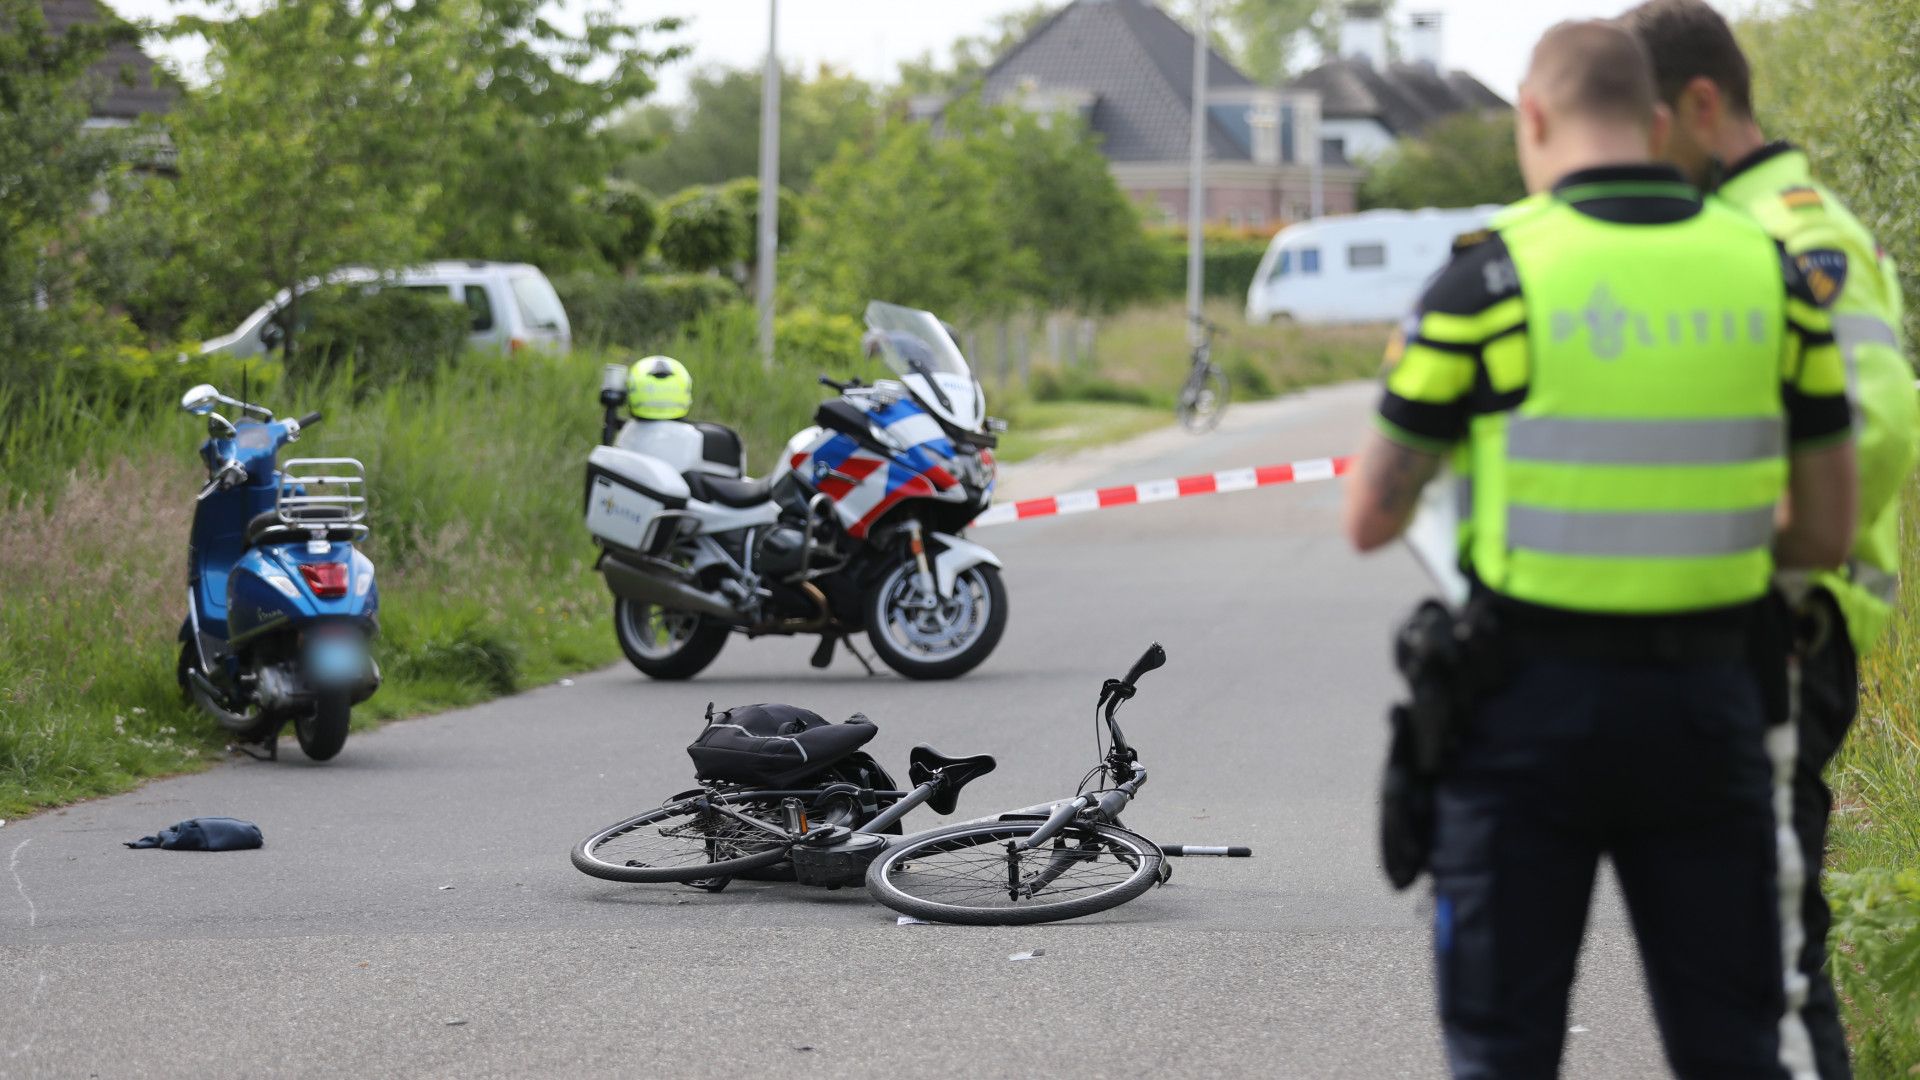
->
<box><xmin>569</xmin><ymin>644</ymin><xmax>1251</xmax><ymax>925</ymax></box>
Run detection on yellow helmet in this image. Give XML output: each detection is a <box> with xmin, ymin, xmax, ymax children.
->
<box><xmin>627</xmin><ymin>355</ymin><xmax>692</xmax><ymax>420</ymax></box>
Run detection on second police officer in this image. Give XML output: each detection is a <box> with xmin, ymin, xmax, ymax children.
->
<box><xmin>1343</xmin><ymin>20</ymin><xmax>1857</xmax><ymax>1080</ymax></box>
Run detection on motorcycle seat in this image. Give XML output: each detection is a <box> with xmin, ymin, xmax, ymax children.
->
<box><xmin>683</xmin><ymin>471</ymin><xmax>772</xmax><ymax>509</ymax></box>
<box><xmin>245</xmin><ymin>508</ymin><xmax>360</xmax><ymax>547</ymax></box>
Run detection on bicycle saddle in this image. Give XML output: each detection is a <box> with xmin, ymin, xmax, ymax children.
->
<box><xmin>909</xmin><ymin>745</ymin><xmax>997</xmax><ymax>815</ymax></box>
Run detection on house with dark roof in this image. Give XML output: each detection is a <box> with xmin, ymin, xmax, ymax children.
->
<box><xmin>969</xmin><ymin>0</ymin><xmax>1361</xmax><ymax>228</ymax></box>
<box><xmin>1288</xmin><ymin>5</ymin><xmax>1508</xmax><ymax>164</ymax></box>
<box><xmin>42</xmin><ymin>0</ymin><xmax>181</xmax><ymax>128</ymax></box>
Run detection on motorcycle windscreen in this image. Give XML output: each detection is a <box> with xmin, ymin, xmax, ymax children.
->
<box><xmin>1402</xmin><ymin>474</ymin><xmax>1470</xmax><ymax>607</ymax></box>
<box><xmin>862</xmin><ymin>301</ymin><xmax>984</xmax><ymax>431</ymax></box>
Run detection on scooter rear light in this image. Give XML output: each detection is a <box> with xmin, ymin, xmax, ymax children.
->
<box><xmin>300</xmin><ymin>562</ymin><xmax>349</xmax><ymax>598</ymax></box>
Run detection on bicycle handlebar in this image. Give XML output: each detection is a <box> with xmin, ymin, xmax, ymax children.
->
<box><xmin>1121</xmin><ymin>642</ymin><xmax>1166</xmax><ymax>689</ymax></box>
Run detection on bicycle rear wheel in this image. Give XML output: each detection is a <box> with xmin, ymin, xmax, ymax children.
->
<box><xmin>1177</xmin><ymin>365</ymin><xmax>1230</xmax><ymax>433</ymax></box>
<box><xmin>865</xmin><ymin>819</ymin><xmax>1163</xmax><ymax>925</ymax></box>
<box><xmin>572</xmin><ymin>793</ymin><xmax>790</xmax><ymax>883</ymax></box>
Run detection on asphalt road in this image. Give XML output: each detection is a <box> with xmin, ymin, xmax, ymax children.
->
<box><xmin>0</xmin><ymin>383</ymin><xmax>1674</xmax><ymax>1079</ymax></box>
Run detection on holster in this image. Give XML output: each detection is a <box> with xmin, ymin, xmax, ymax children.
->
<box><xmin>1379</xmin><ymin>597</ymin><xmax>1498</xmax><ymax>891</ymax></box>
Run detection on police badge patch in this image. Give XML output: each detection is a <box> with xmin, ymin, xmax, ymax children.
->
<box><xmin>1795</xmin><ymin>248</ymin><xmax>1849</xmax><ymax>307</ymax></box>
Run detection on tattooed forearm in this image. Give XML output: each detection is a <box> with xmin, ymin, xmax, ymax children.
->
<box><xmin>1342</xmin><ymin>429</ymin><xmax>1442</xmax><ymax>552</ymax></box>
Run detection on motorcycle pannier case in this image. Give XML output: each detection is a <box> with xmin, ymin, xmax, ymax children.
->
<box><xmin>687</xmin><ymin>704</ymin><xmax>877</xmax><ymax>787</ymax></box>
<box><xmin>585</xmin><ymin>445</ymin><xmax>691</xmax><ymax>553</ymax></box>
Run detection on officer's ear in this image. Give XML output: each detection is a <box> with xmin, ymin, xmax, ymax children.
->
<box><xmin>1647</xmin><ymin>101</ymin><xmax>1673</xmax><ymax>159</ymax></box>
<box><xmin>1676</xmin><ymin>75</ymin><xmax>1723</xmax><ymax>138</ymax></box>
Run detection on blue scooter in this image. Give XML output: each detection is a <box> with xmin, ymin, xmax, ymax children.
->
<box><xmin>176</xmin><ymin>383</ymin><xmax>380</xmax><ymax>761</ymax></box>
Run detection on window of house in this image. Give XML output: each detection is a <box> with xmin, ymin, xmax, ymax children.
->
<box><xmin>1299</xmin><ymin>247</ymin><xmax>1321</xmax><ymax>275</ymax></box>
<box><xmin>1348</xmin><ymin>243</ymin><xmax>1387</xmax><ymax>269</ymax></box>
<box><xmin>464</xmin><ymin>285</ymin><xmax>495</xmax><ymax>332</ymax></box>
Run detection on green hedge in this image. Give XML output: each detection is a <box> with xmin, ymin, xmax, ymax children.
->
<box><xmin>553</xmin><ymin>271</ymin><xmax>740</xmax><ymax>351</ymax></box>
<box><xmin>1146</xmin><ymin>234</ymin><xmax>1271</xmax><ymax>301</ymax></box>
<box><xmin>288</xmin><ymin>287</ymin><xmax>471</xmax><ymax>385</ymax></box>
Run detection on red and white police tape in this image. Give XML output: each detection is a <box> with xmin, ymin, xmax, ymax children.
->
<box><xmin>971</xmin><ymin>455</ymin><xmax>1354</xmax><ymax>528</ymax></box>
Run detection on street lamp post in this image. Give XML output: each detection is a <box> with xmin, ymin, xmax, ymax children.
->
<box><xmin>756</xmin><ymin>0</ymin><xmax>780</xmax><ymax>370</ymax></box>
<box><xmin>1185</xmin><ymin>0</ymin><xmax>1208</xmax><ymax>342</ymax></box>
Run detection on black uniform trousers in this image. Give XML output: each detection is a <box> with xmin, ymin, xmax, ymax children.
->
<box><xmin>1794</xmin><ymin>591</ymin><xmax>1859</xmax><ymax>1080</ymax></box>
<box><xmin>1430</xmin><ymin>655</ymin><xmax>1792</xmax><ymax>1080</ymax></box>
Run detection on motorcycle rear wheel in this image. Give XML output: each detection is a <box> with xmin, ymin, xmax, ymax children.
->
<box><xmin>295</xmin><ymin>691</ymin><xmax>351</xmax><ymax>762</ymax></box>
<box><xmin>614</xmin><ymin>598</ymin><xmax>729</xmax><ymax>680</ymax></box>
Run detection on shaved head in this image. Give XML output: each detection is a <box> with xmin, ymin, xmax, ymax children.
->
<box><xmin>1524</xmin><ymin>19</ymin><xmax>1660</xmax><ymax>130</ymax></box>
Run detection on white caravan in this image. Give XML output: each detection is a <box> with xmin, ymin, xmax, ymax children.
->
<box><xmin>1245</xmin><ymin>206</ymin><xmax>1502</xmax><ymax>325</ymax></box>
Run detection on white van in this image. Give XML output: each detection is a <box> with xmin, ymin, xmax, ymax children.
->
<box><xmin>201</xmin><ymin>260</ymin><xmax>572</xmax><ymax>358</ymax></box>
<box><xmin>1245</xmin><ymin>206</ymin><xmax>1502</xmax><ymax>325</ymax></box>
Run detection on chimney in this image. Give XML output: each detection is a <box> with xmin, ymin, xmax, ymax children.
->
<box><xmin>1339</xmin><ymin>2</ymin><xmax>1388</xmax><ymax>68</ymax></box>
<box><xmin>1408</xmin><ymin>11</ymin><xmax>1443</xmax><ymax>69</ymax></box>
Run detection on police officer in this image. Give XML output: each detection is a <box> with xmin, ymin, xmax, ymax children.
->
<box><xmin>1342</xmin><ymin>20</ymin><xmax>1857</xmax><ymax>1080</ymax></box>
<box><xmin>1620</xmin><ymin>6</ymin><xmax>1919</xmax><ymax>1075</ymax></box>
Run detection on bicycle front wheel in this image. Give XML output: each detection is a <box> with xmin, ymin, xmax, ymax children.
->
<box><xmin>572</xmin><ymin>793</ymin><xmax>790</xmax><ymax>883</ymax></box>
<box><xmin>1177</xmin><ymin>365</ymin><xmax>1230</xmax><ymax>433</ymax></box>
<box><xmin>866</xmin><ymin>820</ymin><xmax>1163</xmax><ymax>925</ymax></box>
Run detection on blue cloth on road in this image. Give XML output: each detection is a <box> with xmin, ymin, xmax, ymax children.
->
<box><xmin>125</xmin><ymin>817</ymin><xmax>263</xmax><ymax>851</ymax></box>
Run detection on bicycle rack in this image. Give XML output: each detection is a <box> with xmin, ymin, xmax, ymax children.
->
<box><xmin>277</xmin><ymin>458</ymin><xmax>369</xmax><ymax>538</ymax></box>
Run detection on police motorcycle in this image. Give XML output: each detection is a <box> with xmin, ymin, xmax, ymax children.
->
<box><xmin>176</xmin><ymin>383</ymin><xmax>379</xmax><ymax>761</ymax></box>
<box><xmin>584</xmin><ymin>301</ymin><xmax>1007</xmax><ymax>681</ymax></box>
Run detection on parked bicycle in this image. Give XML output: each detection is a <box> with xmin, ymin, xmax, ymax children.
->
<box><xmin>1177</xmin><ymin>317</ymin><xmax>1230</xmax><ymax>433</ymax></box>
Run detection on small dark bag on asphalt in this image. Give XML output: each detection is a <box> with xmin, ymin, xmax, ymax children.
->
<box><xmin>125</xmin><ymin>817</ymin><xmax>263</xmax><ymax>851</ymax></box>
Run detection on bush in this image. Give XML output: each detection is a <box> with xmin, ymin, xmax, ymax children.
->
<box><xmin>658</xmin><ymin>186</ymin><xmax>748</xmax><ymax>274</ymax></box>
<box><xmin>1145</xmin><ymin>230</ymin><xmax>1272</xmax><ymax>301</ymax></box>
<box><xmin>285</xmin><ymin>287</ymin><xmax>471</xmax><ymax>386</ymax></box>
<box><xmin>774</xmin><ymin>307</ymin><xmax>862</xmax><ymax>371</ymax></box>
<box><xmin>719</xmin><ymin>177</ymin><xmax>802</xmax><ymax>261</ymax></box>
<box><xmin>591</xmin><ymin>181</ymin><xmax>660</xmax><ymax>273</ymax></box>
<box><xmin>553</xmin><ymin>272</ymin><xmax>740</xmax><ymax>351</ymax></box>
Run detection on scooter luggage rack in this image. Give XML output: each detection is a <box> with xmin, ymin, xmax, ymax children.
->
<box><xmin>277</xmin><ymin>458</ymin><xmax>369</xmax><ymax>537</ymax></box>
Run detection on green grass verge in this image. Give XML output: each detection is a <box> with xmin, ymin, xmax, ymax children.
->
<box><xmin>1826</xmin><ymin>477</ymin><xmax>1920</xmax><ymax>1076</ymax></box>
<box><xmin>0</xmin><ymin>307</ymin><xmax>821</xmax><ymax>819</ymax></box>
<box><xmin>996</xmin><ymin>400</ymin><xmax>1172</xmax><ymax>463</ymax></box>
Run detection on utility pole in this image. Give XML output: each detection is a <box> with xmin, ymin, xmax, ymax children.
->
<box><xmin>755</xmin><ymin>0</ymin><xmax>781</xmax><ymax>370</ymax></box>
<box><xmin>1185</xmin><ymin>0</ymin><xmax>1208</xmax><ymax>342</ymax></box>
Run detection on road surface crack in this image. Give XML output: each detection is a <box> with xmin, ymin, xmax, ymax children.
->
<box><xmin>6</xmin><ymin>838</ymin><xmax>50</xmax><ymax>1063</ymax></box>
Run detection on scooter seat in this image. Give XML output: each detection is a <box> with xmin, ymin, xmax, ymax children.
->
<box><xmin>683</xmin><ymin>471</ymin><xmax>772</xmax><ymax>509</ymax></box>
<box><xmin>245</xmin><ymin>509</ymin><xmax>360</xmax><ymax>547</ymax></box>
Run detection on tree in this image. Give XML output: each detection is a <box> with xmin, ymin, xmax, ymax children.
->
<box><xmin>719</xmin><ymin>176</ymin><xmax>801</xmax><ymax>281</ymax></box>
<box><xmin>787</xmin><ymin>120</ymin><xmax>1027</xmax><ymax>320</ymax></box>
<box><xmin>611</xmin><ymin>66</ymin><xmax>877</xmax><ymax>196</ymax></box>
<box><xmin>949</xmin><ymin>103</ymin><xmax>1156</xmax><ymax>314</ymax></box>
<box><xmin>657</xmin><ymin>187</ymin><xmax>746</xmax><ymax>275</ymax></box>
<box><xmin>148</xmin><ymin>0</ymin><xmax>683</xmax><ymax>348</ymax></box>
<box><xmin>0</xmin><ymin>0</ymin><xmax>136</xmax><ymax>366</ymax></box>
<box><xmin>1358</xmin><ymin>112</ymin><xmax>1523</xmax><ymax>211</ymax></box>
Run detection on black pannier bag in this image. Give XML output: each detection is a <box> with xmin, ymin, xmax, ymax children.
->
<box><xmin>687</xmin><ymin>703</ymin><xmax>878</xmax><ymax>788</ymax></box>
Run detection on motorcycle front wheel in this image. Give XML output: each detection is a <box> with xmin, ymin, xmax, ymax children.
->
<box><xmin>613</xmin><ymin>598</ymin><xmax>729</xmax><ymax>680</ymax></box>
<box><xmin>864</xmin><ymin>560</ymin><xmax>1007</xmax><ymax>680</ymax></box>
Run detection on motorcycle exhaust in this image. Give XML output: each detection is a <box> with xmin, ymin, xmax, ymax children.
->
<box><xmin>601</xmin><ymin>554</ymin><xmax>743</xmax><ymax>621</ymax></box>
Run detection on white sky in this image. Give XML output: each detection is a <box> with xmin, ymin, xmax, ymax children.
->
<box><xmin>107</xmin><ymin>0</ymin><xmax>1754</xmax><ymax>104</ymax></box>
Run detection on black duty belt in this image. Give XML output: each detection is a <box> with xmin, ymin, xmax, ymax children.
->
<box><xmin>1492</xmin><ymin>599</ymin><xmax>1762</xmax><ymax>664</ymax></box>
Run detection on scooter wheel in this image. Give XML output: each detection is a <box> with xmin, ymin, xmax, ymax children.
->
<box><xmin>295</xmin><ymin>691</ymin><xmax>351</xmax><ymax>762</ymax></box>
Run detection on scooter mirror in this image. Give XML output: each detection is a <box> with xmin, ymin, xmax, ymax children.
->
<box><xmin>181</xmin><ymin>384</ymin><xmax>221</xmax><ymax>415</ymax></box>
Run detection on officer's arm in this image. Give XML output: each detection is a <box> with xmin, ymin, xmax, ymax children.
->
<box><xmin>1774</xmin><ymin>256</ymin><xmax>1858</xmax><ymax>569</ymax></box>
<box><xmin>1345</xmin><ymin>237</ymin><xmax>1506</xmax><ymax>552</ymax></box>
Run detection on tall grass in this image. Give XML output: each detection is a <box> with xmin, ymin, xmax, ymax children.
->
<box><xmin>1828</xmin><ymin>477</ymin><xmax>1920</xmax><ymax>1075</ymax></box>
<box><xmin>0</xmin><ymin>306</ymin><xmax>820</xmax><ymax>817</ymax></box>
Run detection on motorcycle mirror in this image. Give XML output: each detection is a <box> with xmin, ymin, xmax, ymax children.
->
<box><xmin>181</xmin><ymin>384</ymin><xmax>220</xmax><ymax>415</ymax></box>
